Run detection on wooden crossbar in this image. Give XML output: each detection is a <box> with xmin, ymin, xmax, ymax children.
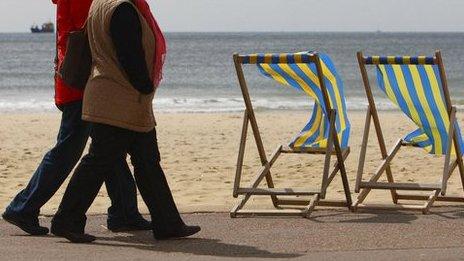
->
<box><xmin>358</xmin><ymin>182</ymin><xmax>441</xmax><ymax>191</ymax></box>
<box><xmin>236</xmin><ymin>188</ymin><xmax>321</xmax><ymax>196</ymax></box>
<box><xmin>277</xmin><ymin>199</ymin><xmax>349</xmax><ymax>208</ymax></box>
<box><xmin>237</xmin><ymin>53</ymin><xmax>319</xmax><ymax>65</ymax></box>
<box><xmin>362</xmin><ymin>56</ymin><xmax>437</xmax><ymax>65</ymax></box>
<box><xmin>396</xmin><ymin>194</ymin><xmax>464</xmax><ymax>203</ymax></box>
<box><xmin>355</xmin><ymin>204</ymin><xmax>430</xmax><ymax>211</ymax></box>
<box><xmin>281</xmin><ymin>146</ymin><xmax>350</xmax><ymax>155</ymax></box>
<box><xmin>234</xmin><ymin>209</ymin><xmax>308</xmax><ymax>217</ymax></box>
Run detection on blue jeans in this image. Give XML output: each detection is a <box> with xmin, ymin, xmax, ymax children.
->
<box><xmin>6</xmin><ymin>101</ymin><xmax>142</xmax><ymax>226</ymax></box>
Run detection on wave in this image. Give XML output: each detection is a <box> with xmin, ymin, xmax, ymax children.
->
<box><xmin>4</xmin><ymin>95</ymin><xmax>464</xmax><ymax>113</ymax></box>
<box><xmin>0</xmin><ymin>96</ymin><xmax>409</xmax><ymax>113</ymax></box>
<box><xmin>0</xmin><ymin>99</ymin><xmax>55</xmax><ymax>112</ymax></box>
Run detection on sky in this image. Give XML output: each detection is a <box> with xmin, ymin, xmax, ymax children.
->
<box><xmin>0</xmin><ymin>0</ymin><xmax>464</xmax><ymax>32</ymax></box>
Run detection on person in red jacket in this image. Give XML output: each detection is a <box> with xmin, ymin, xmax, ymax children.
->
<box><xmin>2</xmin><ymin>0</ymin><xmax>150</xmax><ymax>235</ymax></box>
<box><xmin>53</xmin><ymin>0</ymin><xmax>87</xmax><ymax>106</ymax></box>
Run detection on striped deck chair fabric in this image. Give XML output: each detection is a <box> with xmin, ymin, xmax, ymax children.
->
<box><xmin>253</xmin><ymin>51</ymin><xmax>350</xmax><ymax>149</ymax></box>
<box><xmin>370</xmin><ymin>56</ymin><xmax>464</xmax><ymax>155</ymax></box>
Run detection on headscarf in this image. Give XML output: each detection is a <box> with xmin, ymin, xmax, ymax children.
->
<box><xmin>132</xmin><ymin>0</ymin><xmax>166</xmax><ymax>88</ymax></box>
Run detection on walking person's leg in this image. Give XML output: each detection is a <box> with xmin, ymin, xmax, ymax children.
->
<box><xmin>51</xmin><ymin>123</ymin><xmax>134</xmax><ymax>243</ymax></box>
<box><xmin>128</xmin><ymin>129</ymin><xmax>200</xmax><ymax>240</ymax></box>
<box><xmin>2</xmin><ymin>102</ymin><xmax>149</xmax><ymax>235</ymax></box>
<box><xmin>3</xmin><ymin>101</ymin><xmax>89</xmax><ymax>235</ymax></box>
<box><xmin>105</xmin><ymin>157</ymin><xmax>151</xmax><ymax>231</ymax></box>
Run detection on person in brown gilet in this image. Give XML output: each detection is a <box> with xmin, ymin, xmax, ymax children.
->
<box><xmin>50</xmin><ymin>0</ymin><xmax>201</xmax><ymax>243</ymax></box>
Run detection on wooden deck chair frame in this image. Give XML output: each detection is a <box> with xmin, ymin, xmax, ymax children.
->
<box><xmin>353</xmin><ymin>50</ymin><xmax>464</xmax><ymax>214</ymax></box>
<box><xmin>230</xmin><ymin>52</ymin><xmax>352</xmax><ymax>218</ymax></box>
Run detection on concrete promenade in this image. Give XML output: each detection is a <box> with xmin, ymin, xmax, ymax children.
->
<box><xmin>1</xmin><ymin>207</ymin><xmax>464</xmax><ymax>260</ymax></box>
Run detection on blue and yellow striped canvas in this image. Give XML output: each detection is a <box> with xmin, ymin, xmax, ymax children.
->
<box><xmin>375</xmin><ymin>60</ymin><xmax>464</xmax><ymax>155</ymax></box>
<box><xmin>254</xmin><ymin>52</ymin><xmax>350</xmax><ymax>149</ymax></box>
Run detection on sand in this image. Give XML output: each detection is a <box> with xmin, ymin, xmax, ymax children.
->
<box><xmin>0</xmin><ymin>110</ymin><xmax>463</xmax><ymax>215</ymax></box>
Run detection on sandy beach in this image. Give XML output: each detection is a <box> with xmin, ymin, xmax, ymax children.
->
<box><xmin>1</xmin><ymin>110</ymin><xmax>463</xmax><ymax>215</ymax></box>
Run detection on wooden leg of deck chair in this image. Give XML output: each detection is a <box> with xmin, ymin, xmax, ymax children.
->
<box><xmin>313</xmin><ymin>56</ymin><xmax>352</xmax><ymax>209</ymax></box>
<box><xmin>444</xmin><ymin>159</ymin><xmax>459</xmax><ymax>192</ymax></box>
<box><xmin>450</xmin><ymin>108</ymin><xmax>464</xmax><ymax>198</ymax></box>
<box><xmin>453</xmin><ymin>144</ymin><xmax>464</xmax><ymax>199</ymax></box>
<box><xmin>356</xmin><ymin>107</ymin><xmax>371</xmax><ymax>193</ymax></box>
<box><xmin>320</xmin><ymin>110</ymin><xmax>336</xmax><ymax>199</ymax></box>
<box><xmin>384</xmin><ymin>159</ymin><xmax>399</xmax><ymax>203</ymax></box>
<box><xmin>248</xmin><ymin>109</ymin><xmax>279</xmax><ymax>208</ymax></box>
<box><xmin>327</xmin><ymin>149</ymin><xmax>350</xmax><ymax>186</ymax></box>
<box><xmin>441</xmin><ymin>158</ymin><xmax>458</xmax><ymax>196</ymax></box>
<box><xmin>331</xmin><ymin>141</ymin><xmax>352</xmax><ymax>208</ymax></box>
<box><xmin>353</xmin><ymin>139</ymin><xmax>403</xmax><ymax>211</ymax></box>
<box><xmin>456</xmin><ymin>155</ymin><xmax>464</xmax><ymax>195</ymax></box>
<box><xmin>339</xmin><ymin>159</ymin><xmax>352</xmax><ymax>208</ymax></box>
<box><xmin>303</xmin><ymin>194</ymin><xmax>320</xmax><ymax>218</ymax></box>
<box><xmin>372</xmin><ymin>118</ymin><xmax>399</xmax><ymax>204</ymax></box>
<box><xmin>441</xmin><ymin>108</ymin><xmax>457</xmax><ymax>195</ymax></box>
<box><xmin>314</xmin><ymin>57</ymin><xmax>352</xmax><ymax>207</ymax></box>
<box><xmin>317</xmin><ymin>109</ymin><xmax>352</xmax><ymax>208</ymax></box>
<box><xmin>230</xmin><ymin>146</ymin><xmax>282</xmax><ymax>217</ymax></box>
<box><xmin>456</xmin><ymin>157</ymin><xmax>464</xmax><ymax>199</ymax></box>
<box><xmin>334</xmin><ymin>140</ymin><xmax>352</xmax><ymax>208</ymax></box>
<box><xmin>327</xmin><ymin>110</ymin><xmax>353</xmax><ymax>207</ymax></box>
<box><xmin>233</xmin><ymin>55</ymin><xmax>279</xmax><ymax>208</ymax></box>
<box><xmin>441</xmin><ymin>107</ymin><xmax>464</xmax><ymax>197</ymax></box>
<box><xmin>422</xmin><ymin>190</ymin><xmax>440</xmax><ymax>214</ymax></box>
<box><xmin>357</xmin><ymin>52</ymin><xmax>398</xmax><ymax>204</ymax></box>
<box><xmin>233</xmin><ymin>111</ymin><xmax>249</xmax><ymax>198</ymax></box>
<box><xmin>437</xmin><ymin>56</ymin><xmax>464</xmax><ymax>200</ymax></box>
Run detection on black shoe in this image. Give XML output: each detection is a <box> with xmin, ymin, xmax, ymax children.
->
<box><xmin>154</xmin><ymin>225</ymin><xmax>201</xmax><ymax>240</ymax></box>
<box><xmin>51</xmin><ymin>226</ymin><xmax>96</xmax><ymax>244</ymax></box>
<box><xmin>2</xmin><ymin>211</ymin><xmax>49</xmax><ymax>236</ymax></box>
<box><xmin>107</xmin><ymin>216</ymin><xmax>152</xmax><ymax>232</ymax></box>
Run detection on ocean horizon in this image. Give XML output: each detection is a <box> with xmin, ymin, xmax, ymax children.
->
<box><xmin>1</xmin><ymin>32</ymin><xmax>464</xmax><ymax>113</ymax></box>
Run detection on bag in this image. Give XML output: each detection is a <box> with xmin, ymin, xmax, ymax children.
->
<box><xmin>57</xmin><ymin>27</ymin><xmax>92</xmax><ymax>90</ymax></box>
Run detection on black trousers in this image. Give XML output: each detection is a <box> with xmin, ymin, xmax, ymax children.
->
<box><xmin>52</xmin><ymin>123</ymin><xmax>184</xmax><ymax>234</ymax></box>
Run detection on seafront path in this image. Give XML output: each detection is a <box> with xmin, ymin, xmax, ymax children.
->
<box><xmin>1</xmin><ymin>207</ymin><xmax>464</xmax><ymax>260</ymax></box>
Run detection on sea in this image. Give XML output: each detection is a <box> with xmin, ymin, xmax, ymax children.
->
<box><xmin>1</xmin><ymin>32</ymin><xmax>464</xmax><ymax>113</ymax></box>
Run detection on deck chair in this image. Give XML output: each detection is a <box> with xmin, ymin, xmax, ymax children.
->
<box><xmin>354</xmin><ymin>50</ymin><xmax>464</xmax><ymax>214</ymax></box>
<box><xmin>231</xmin><ymin>51</ymin><xmax>352</xmax><ymax>218</ymax></box>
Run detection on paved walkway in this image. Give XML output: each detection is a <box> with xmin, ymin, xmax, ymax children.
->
<box><xmin>1</xmin><ymin>207</ymin><xmax>464</xmax><ymax>260</ymax></box>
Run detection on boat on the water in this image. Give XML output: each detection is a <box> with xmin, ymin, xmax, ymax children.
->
<box><xmin>30</xmin><ymin>22</ymin><xmax>55</xmax><ymax>33</ymax></box>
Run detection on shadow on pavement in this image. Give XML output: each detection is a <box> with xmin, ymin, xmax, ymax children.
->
<box><xmin>428</xmin><ymin>206</ymin><xmax>464</xmax><ymax>219</ymax></box>
<box><xmin>308</xmin><ymin>210</ymin><xmax>417</xmax><ymax>224</ymax></box>
<box><xmin>94</xmin><ymin>232</ymin><xmax>301</xmax><ymax>259</ymax></box>
<box><xmin>309</xmin><ymin>206</ymin><xmax>464</xmax><ymax>224</ymax></box>
<box><xmin>337</xmin><ymin>211</ymin><xmax>418</xmax><ymax>224</ymax></box>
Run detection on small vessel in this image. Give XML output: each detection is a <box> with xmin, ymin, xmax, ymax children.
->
<box><xmin>30</xmin><ymin>22</ymin><xmax>55</xmax><ymax>33</ymax></box>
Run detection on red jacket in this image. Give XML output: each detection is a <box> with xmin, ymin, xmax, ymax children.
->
<box><xmin>52</xmin><ymin>0</ymin><xmax>92</xmax><ymax>106</ymax></box>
